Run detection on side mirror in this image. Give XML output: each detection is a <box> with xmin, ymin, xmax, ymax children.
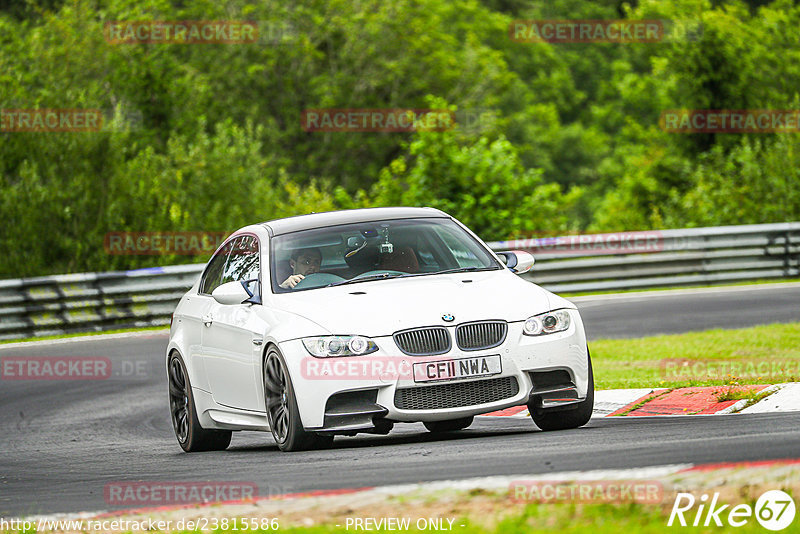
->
<box><xmin>496</xmin><ymin>250</ymin><xmax>535</xmax><ymax>274</ymax></box>
<box><xmin>212</xmin><ymin>280</ymin><xmax>260</xmax><ymax>305</ymax></box>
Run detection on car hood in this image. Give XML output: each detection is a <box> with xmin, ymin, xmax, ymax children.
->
<box><xmin>270</xmin><ymin>271</ymin><xmax>559</xmax><ymax>337</ymax></box>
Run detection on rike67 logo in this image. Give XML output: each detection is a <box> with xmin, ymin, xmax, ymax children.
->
<box><xmin>669</xmin><ymin>490</ymin><xmax>796</xmax><ymax>531</ymax></box>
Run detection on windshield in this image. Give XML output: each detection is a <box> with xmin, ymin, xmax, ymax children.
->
<box><xmin>270</xmin><ymin>217</ymin><xmax>501</xmax><ymax>293</ymax></box>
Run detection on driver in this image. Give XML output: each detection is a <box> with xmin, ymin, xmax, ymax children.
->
<box><xmin>280</xmin><ymin>247</ymin><xmax>322</xmax><ymax>289</ymax></box>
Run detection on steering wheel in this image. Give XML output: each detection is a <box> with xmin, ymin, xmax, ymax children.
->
<box><xmin>293</xmin><ymin>272</ymin><xmax>345</xmax><ymax>289</ymax></box>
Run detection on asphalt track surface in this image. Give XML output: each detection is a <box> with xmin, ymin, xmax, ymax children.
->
<box><xmin>1</xmin><ymin>284</ymin><xmax>799</xmax><ymax>516</ymax></box>
<box><xmin>575</xmin><ymin>283</ymin><xmax>800</xmax><ymax>340</ymax></box>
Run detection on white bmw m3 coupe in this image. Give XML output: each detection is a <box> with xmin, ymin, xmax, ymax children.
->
<box><xmin>167</xmin><ymin>207</ymin><xmax>593</xmax><ymax>452</ymax></box>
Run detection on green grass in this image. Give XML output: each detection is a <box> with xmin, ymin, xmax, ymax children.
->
<box><xmin>0</xmin><ymin>325</ymin><xmax>168</xmax><ymax>344</ymax></box>
<box><xmin>711</xmin><ymin>385</ymin><xmax>765</xmax><ymax>402</ymax></box>
<box><xmin>590</xmin><ymin>322</ymin><xmax>800</xmax><ymax>389</ymax></box>
<box><xmin>561</xmin><ymin>277</ymin><xmax>800</xmax><ymax>298</ymax></box>
<box><xmin>481</xmin><ymin>502</ymin><xmax>772</xmax><ymax>534</ymax></box>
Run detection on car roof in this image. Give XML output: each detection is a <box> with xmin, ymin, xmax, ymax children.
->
<box><xmin>261</xmin><ymin>207</ymin><xmax>449</xmax><ymax>236</ymax></box>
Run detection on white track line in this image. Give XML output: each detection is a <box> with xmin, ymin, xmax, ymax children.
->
<box><xmin>739</xmin><ymin>383</ymin><xmax>800</xmax><ymax>414</ymax></box>
<box><xmin>0</xmin><ymin>329</ymin><xmax>169</xmax><ymax>350</ymax></box>
<box><xmin>19</xmin><ymin>464</ymin><xmax>695</xmax><ymax>523</ymax></box>
<box><xmin>592</xmin><ymin>388</ymin><xmax>656</xmax><ymax>417</ymax></box>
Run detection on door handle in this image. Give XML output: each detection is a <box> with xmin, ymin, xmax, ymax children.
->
<box><xmin>202</xmin><ymin>313</ymin><xmax>213</xmax><ymax>327</ymax></box>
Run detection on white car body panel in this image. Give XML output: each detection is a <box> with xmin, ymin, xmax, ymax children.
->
<box><xmin>202</xmin><ymin>302</ymin><xmax>265</xmax><ymax>411</ymax></box>
<box><xmin>270</xmin><ymin>269</ymin><xmax>553</xmax><ymax>337</ymax></box>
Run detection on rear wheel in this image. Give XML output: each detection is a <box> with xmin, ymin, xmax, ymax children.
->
<box><xmin>263</xmin><ymin>348</ymin><xmax>333</xmax><ymax>452</ymax></box>
<box><xmin>530</xmin><ymin>351</ymin><xmax>594</xmax><ymax>432</ymax></box>
<box><xmin>423</xmin><ymin>416</ymin><xmax>474</xmax><ymax>433</ymax></box>
<box><xmin>168</xmin><ymin>352</ymin><xmax>232</xmax><ymax>452</ymax></box>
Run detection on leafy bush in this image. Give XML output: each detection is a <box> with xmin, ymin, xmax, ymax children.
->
<box><xmin>2</xmin><ymin>0</ymin><xmax>800</xmax><ymax>277</ymax></box>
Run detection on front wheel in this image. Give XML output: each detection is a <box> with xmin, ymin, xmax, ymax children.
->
<box><xmin>263</xmin><ymin>348</ymin><xmax>333</xmax><ymax>452</ymax></box>
<box><xmin>168</xmin><ymin>352</ymin><xmax>232</xmax><ymax>452</ymax></box>
<box><xmin>423</xmin><ymin>416</ymin><xmax>474</xmax><ymax>433</ymax></box>
<box><xmin>529</xmin><ymin>351</ymin><xmax>594</xmax><ymax>431</ymax></box>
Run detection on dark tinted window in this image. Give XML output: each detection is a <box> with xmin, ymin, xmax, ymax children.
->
<box><xmin>270</xmin><ymin>218</ymin><xmax>499</xmax><ymax>292</ymax></box>
<box><xmin>221</xmin><ymin>235</ymin><xmax>260</xmax><ymax>285</ymax></box>
<box><xmin>199</xmin><ymin>241</ymin><xmax>233</xmax><ymax>295</ymax></box>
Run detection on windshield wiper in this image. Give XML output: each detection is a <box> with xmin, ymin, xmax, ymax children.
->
<box><xmin>328</xmin><ymin>266</ymin><xmax>498</xmax><ymax>287</ymax></box>
<box><xmin>328</xmin><ymin>272</ymin><xmax>406</xmax><ymax>287</ymax></box>
<box><xmin>432</xmin><ymin>266</ymin><xmax>499</xmax><ymax>275</ymax></box>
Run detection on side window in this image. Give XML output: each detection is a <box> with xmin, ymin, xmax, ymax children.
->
<box><xmin>200</xmin><ymin>241</ymin><xmax>233</xmax><ymax>295</ymax></box>
<box><xmin>221</xmin><ymin>235</ymin><xmax>260</xmax><ymax>285</ymax></box>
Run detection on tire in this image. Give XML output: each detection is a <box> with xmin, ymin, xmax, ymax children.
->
<box><xmin>168</xmin><ymin>352</ymin><xmax>232</xmax><ymax>452</ymax></box>
<box><xmin>530</xmin><ymin>350</ymin><xmax>594</xmax><ymax>432</ymax></box>
<box><xmin>423</xmin><ymin>416</ymin><xmax>474</xmax><ymax>433</ymax></box>
<box><xmin>263</xmin><ymin>348</ymin><xmax>334</xmax><ymax>452</ymax></box>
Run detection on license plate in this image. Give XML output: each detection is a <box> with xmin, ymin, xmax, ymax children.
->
<box><xmin>412</xmin><ymin>355</ymin><xmax>502</xmax><ymax>383</ymax></box>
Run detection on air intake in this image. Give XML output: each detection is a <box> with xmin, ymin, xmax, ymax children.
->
<box><xmin>393</xmin><ymin>327</ymin><xmax>451</xmax><ymax>356</ymax></box>
<box><xmin>456</xmin><ymin>321</ymin><xmax>507</xmax><ymax>351</ymax></box>
<box><xmin>394</xmin><ymin>376</ymin><xmax>519</xmax><ymax>410</ymax></box>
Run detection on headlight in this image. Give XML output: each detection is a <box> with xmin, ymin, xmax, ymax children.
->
<box><xmin>302</xmin><ymin>335</ymin><xmax>378</xmax><ymax>357</ymax></box>
<box><xmin>523</xmin><ymin>310</ymin><xmax>571</xmax><ymax>336</ymax></box>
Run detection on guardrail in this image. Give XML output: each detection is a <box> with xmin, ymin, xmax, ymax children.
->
<box><xmin>0</xmin><ymin>222</ymin><xmax>797</xmax><ymax>341</ymax></box>
<box><xmin>499</xmin><ymin>222</ymin><xmax>800</xmax><ymax>293</ymax></box>
<box><xmin>0</xmin><ymin>264</ymin><xmax>204</xmax><ymax>341</ymax></box>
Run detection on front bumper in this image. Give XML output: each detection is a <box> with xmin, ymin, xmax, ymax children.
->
<box><xmin>279</xmin><ymin>309</ymin><xmax>589</xmax><ymax>431</ymax></box>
